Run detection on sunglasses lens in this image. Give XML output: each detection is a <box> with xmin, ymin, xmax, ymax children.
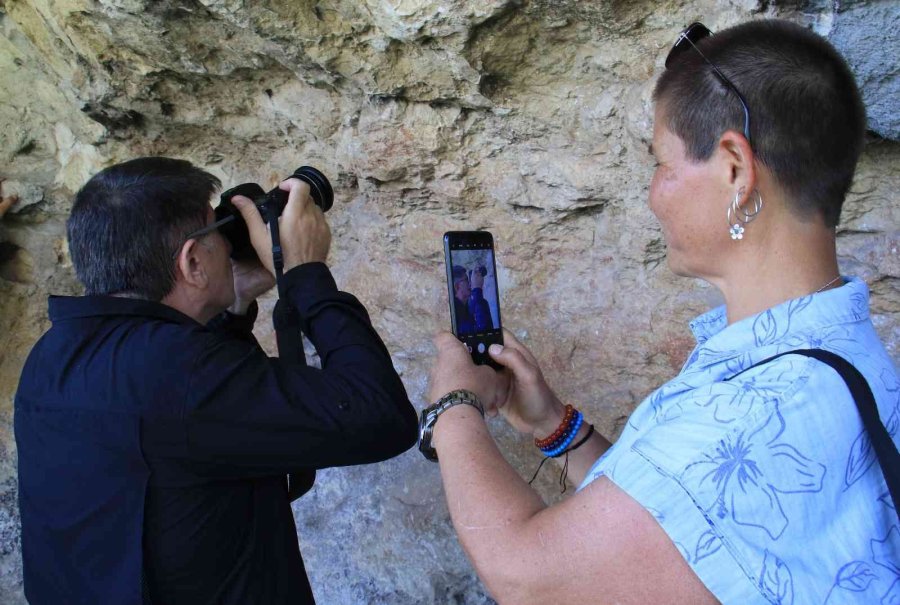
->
<box><xmin>665</xmin><ymin>22</ymin><xmax>712</xmax><ymax>68</ymax></box>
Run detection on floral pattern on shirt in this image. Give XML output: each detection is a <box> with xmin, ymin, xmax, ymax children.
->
<box><xmin>580</xmin><ymin>277</ymin><xmax>900</xmax><ymax>605</ymax></box>
<box><xmin>682</xmin><ymin>405</ymin><xmax>826</xmax><ymax>540</ymax></box>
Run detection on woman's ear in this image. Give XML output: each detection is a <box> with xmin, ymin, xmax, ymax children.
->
<box><xmin>718</xmin><ymin>129</ymin><xmax>756</xmax><ymax>209</ymax></box>
<box><xmin>174</xmin><ymin>239</ymin><xmax>210</xmax><ymax>289</ymax></box>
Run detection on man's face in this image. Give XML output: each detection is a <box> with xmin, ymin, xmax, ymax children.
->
<box><xmin>454</xmin><ymin>276</ymin><xmax>471</xmax><ymax>301</ymax></box>
<box><xmin>196</xmin><ymin>205</ymin><xmax>236</xmax><ymax>311</ymax></box>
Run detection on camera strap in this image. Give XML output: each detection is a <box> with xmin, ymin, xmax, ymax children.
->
<box><xmin>265</xmin><ymin>212</ymin><xmax>305</xmax><ymax>366</ymax></box>
<box><xmin>264</xmin><ymin>206</ymin><xmax>317</xmax><ymax>503</ymax></box>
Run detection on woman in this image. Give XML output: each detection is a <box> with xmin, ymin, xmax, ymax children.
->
<box><xmin>424</xmin><ymin>19</ymin><xmax>898</xmax><ymax>605</ymax></box>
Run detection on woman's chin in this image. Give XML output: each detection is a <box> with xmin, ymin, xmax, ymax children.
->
<box><xmin>665</xmin><ymin>254</ymin><xmax>698</xmax><ymax>279</ymax></box>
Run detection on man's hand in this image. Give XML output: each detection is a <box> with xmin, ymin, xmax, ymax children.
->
<box><xmin>470</xmin><ymin>270</ymin><xmax>485</xmax><ymax>289</ymax></box>
<box><xmin>428</xmin><ymin>332</ymin><xmax>506</xmax><ymax>410</ymax></box>
<box><xmin>0</xmin><ymin>179</ymin><xmax>18</xmax><ymax>220</ymax></box>
<box><xmin>279</xmin><ymin>178</ymin><xmax>331</xmax><ymax>270</ymax></box>
<box><xmin>486</xmin><ymin>328</ymin><xmax>567</xmax><ymax>438</ymax></box>
<box><xmin>231</xmin><ymin>178</ymin><xmax>331</xmax><ymax>274</ymax></box>
<box><xmin>228</xmin><ymin>257</ymin><xmax>275</xmax><ymax>315</ymax></box>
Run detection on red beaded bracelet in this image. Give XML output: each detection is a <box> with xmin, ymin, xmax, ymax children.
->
<box><xmin>534</xmin><ymin>404</ymin><xmax>576</xmax><ymax>449</ymax></box>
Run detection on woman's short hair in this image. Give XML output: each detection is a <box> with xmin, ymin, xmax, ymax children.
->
<box><xmin>654</xmin><ymin>19</ymin><xmax>866</xmax><ymax>228</ymax></box>
<box><xmin>67</xmin><ymin>157</ymin><xmax>221</xmax><ymax>301</ymax></box>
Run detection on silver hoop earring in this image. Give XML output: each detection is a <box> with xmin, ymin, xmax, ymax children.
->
<box><xmin>726</xmin><ymin>188</ymin><xmax>763</xmax><ymax>240</ymax></box>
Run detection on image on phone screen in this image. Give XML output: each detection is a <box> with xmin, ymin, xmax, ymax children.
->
<box><xmin>444</xmin><ymin>231</ymin><xmax>503</xmax><ymax>367</ymax></box>
<box><xmin>448</xmin><ymin>249</ymin><xmax>500</xmax><ymax>335</ymax></box>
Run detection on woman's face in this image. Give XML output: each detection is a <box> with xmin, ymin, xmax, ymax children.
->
<box><xmin>648</xmin><ymin>106</ymin><xmax>733</xmax><ymax>280</ymax></box>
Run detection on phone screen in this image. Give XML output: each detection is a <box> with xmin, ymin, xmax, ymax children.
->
<box><xmin>444</xmin><ymin>231</ymin><xmax>503</xmax><ymax>367</ymax></box>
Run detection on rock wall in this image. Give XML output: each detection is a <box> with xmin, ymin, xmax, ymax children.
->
<box><xmin>0</xmin><ymin>1</ymin><xmax>897</xmax><ymax>603</ymax></box>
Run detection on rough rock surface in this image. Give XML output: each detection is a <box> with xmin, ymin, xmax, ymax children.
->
<box><xmin>0</xmin><ymin>1</ymin><xmax>897</xmax><ymax>603</ymax></box>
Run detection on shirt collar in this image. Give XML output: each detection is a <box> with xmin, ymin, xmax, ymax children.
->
<box><xmin>688</xmin><ymin>276</ymin><xmax>869</xmax><ymax>359</ymax></box>
<box><xmin>48</xmin><ymin>294</ymin><xmax>200</xmax><ymax>326</ymax></box>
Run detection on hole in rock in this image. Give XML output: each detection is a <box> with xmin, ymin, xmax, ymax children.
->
<box><xmin>0</xmin><ymin>242</ymin><xmax>34</xmax><ymax>284</ymax></box>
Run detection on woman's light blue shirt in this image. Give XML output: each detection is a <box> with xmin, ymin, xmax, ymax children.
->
<box><xmin>581</xmin><ymin>277</ymin><xmax>899</xmax><ymax>604</ymax></box>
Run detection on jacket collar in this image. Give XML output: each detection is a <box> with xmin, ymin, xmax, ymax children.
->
<box><xmin>48</xmin><ymin>294</ymin><xmax>200</xmax><ymax>326</ymax></box>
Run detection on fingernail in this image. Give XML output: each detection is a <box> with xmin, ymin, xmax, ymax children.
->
<box><xmin>489</xmin><ymin>344</ymin><xmax>503</xmax><ymax>355</ymax></box>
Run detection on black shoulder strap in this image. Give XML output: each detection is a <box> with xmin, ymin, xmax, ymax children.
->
<box><xmin>729</xmin><ymin>348</ymin><xmax>899</xmax><ymax>519</ymax></box>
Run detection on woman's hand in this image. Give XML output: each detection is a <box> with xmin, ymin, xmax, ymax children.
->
<box><xmin>488</xmin><ymin>329</ymin><xmax>567</xmax><ymax>438</ymax></box>
<box><xmin>428</xmin><ymin>332</ymin><xmax>506</xmax><ymax>408</ymax></box>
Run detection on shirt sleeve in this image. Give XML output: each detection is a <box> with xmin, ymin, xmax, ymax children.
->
<box><xmin>205</xmin><ymin>300</ymin><xmax>260</xmax><ymax>348</ymax></box>
<box><xmin>592</xmin><ymin>446</ymin><xmax>772</xmax><ymax>605</ymax></box>
<box><xmin>181</xmin><ymin>262</ymin><xmax>418</xmax><ymax>478</ymax></box>
<box><xmin>468</xmin><ymin>288</ymin><xmax>492</xmax><ymax>332</ymax></box>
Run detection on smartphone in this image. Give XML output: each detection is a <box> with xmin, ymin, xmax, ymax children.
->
<box><xmin>444</xmin><ymin>231</ymin><xmax>503</xmax><ymax>369</ymax></box>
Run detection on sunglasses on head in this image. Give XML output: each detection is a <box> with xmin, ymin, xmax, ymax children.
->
<box><xmin>665</xmin><ymin>22</ymin><xmax>752</xmax><ymax>146</ymax></box>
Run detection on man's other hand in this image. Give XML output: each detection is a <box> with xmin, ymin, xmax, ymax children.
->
<box><xmin>470</xmin><ymin>270</ymin><xmax>485</xmax><ymax>289</ymax></box>
<box><xmin>279</xmin><ymin>178</ymin><xmax>331</xmax><ymax>271</ymax></box>
<box><xmin>229</xmin><ymin>257</ymin><xmax>275</xmax><ymax>315</ymax></box>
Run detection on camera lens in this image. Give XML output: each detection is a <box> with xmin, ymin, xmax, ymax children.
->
<box><xmin>291</xmin><ymin>166</ymin><xmax>334</xmax><ymax>212</ymax></box>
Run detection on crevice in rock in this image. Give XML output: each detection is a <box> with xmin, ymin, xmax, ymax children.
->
<box><xmin>0</xmin><ymin>242</ymin><xmax>33</xmax><ymax>284</ymax></box>
<box><xmin>80</xmin><ymin>102</ymin><xmax>145</xmax><ymax>131</ymax></box>
<box><xmin>15</xmin><ymin>140</ymin><xmax>36</xmax><ymax>156</ymax></box>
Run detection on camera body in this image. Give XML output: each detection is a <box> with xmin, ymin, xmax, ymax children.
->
<box><xmin>216</xmin><ymin>166</ymin><xmax>333</xmax><ymax>261</ymax></box>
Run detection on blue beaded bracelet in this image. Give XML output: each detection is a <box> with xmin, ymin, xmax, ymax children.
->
<box><xmin>539</xmin><ymin>409</ymin><xmax>581</xmax><ymax>453</ymax></box>
<box><xmin>542</xmin><ymin>411</ymin><xmax>583</xmax><ymax>458</ymax></box>
<box><xmin>543</xmin><ymin>409</ymin><xmax>581</xmax><ymax>452</ymax></box>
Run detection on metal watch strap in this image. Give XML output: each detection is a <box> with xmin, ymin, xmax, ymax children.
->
<box><xmin>434</xmin><ymin>389</ymin><xmax>484</xmax><ymax>417</ymax></box>
<box><xmin>418</xmin><ymin>389</ymin><xmax>484</xmax><ymax>461</ymax></box>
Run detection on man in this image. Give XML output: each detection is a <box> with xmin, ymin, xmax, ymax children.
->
<box><xmin>14</xmin><ymin>157</ymin><xmax>417</xmax><ymax>605</ymax></box>
<box><xmin>452</xmin><ymin>265</ymin><xmax>492</xmax><ymax>335</ymax></box>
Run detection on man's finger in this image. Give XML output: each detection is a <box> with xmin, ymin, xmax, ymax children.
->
<box><xmin>230</xmin><ymin>195</ymin><xmax>274</xmax><ymax>273</ymax></box>
<box><xmin>280</xmin><ymin>178</ymin><xmax>312</xmax><ymax>221</ymax></box>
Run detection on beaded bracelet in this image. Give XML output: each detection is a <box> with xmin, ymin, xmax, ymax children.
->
<box><xmin>540</xmin><ymin>412</ymin><xmax>579</xmax><ymax>450</ymax></box>
<box><xmin>528</xmin><ymin>422</ymin><xmax>596</xmax><ymax>494</ymax></box>
<box><xmin>566</xmin><ymin>424</ymin><xmax>595</xmax><ymax>453</ymax></box>
<box><xmin>537</xmin><ymin>412</ymin><xmax>580</xmax><ymax>455</ymax></box>
<box><xmin>534</xmin><ymin>405</ymin><xmax>575</xmax><ymax>449</ymax></box>
<box><xmin>543</xmin><ymin>411</ymin><xmax>583</xmax><ymax>458</ymax></box>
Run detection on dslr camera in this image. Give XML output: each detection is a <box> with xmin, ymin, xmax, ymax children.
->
<box><xmin>215</xmin><ymin>166</ymin><xmax>334</xmax><ymax>261</ymax></box>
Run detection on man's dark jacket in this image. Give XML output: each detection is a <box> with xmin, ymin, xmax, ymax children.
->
<box><xmin>15</xmin><ymin>263</ymin><xmax>418</xmax><ymax>605</ymax></box>
<box><xmin>454</xmin><ymin>287</ymin><xmax>493</xmax><ymax>335</ymax></box>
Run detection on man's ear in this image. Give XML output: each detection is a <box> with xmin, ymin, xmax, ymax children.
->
<box><xmin>717</xmin><ymin>129</ymin><xmax>757</xmax><ymax>211</ymax></box>
<box><xmin>174</xmin><ymin>239</ymin><xmax>210</xmax><ymax>290</ymax></box>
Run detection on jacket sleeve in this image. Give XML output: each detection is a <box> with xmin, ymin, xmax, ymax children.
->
<box><xmin>181</xmin><ymin>263</ymin><xmax>417</xmax><ymax>478</ymax></box>
<box><xmin>205</xmin><ymin>300</ymin><xmax>261</xmax><ymax>348</ymax></box>
<box><xmin>469</xmin><ymin>288</ymin><xmax>493</xmax><ymax>332</ymax></box>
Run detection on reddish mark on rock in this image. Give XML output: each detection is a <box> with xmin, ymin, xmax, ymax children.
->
<box><xmin>658</xmin><ymin>334</ymin><xmax>695</xmax><ymax>371</ymax></box>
